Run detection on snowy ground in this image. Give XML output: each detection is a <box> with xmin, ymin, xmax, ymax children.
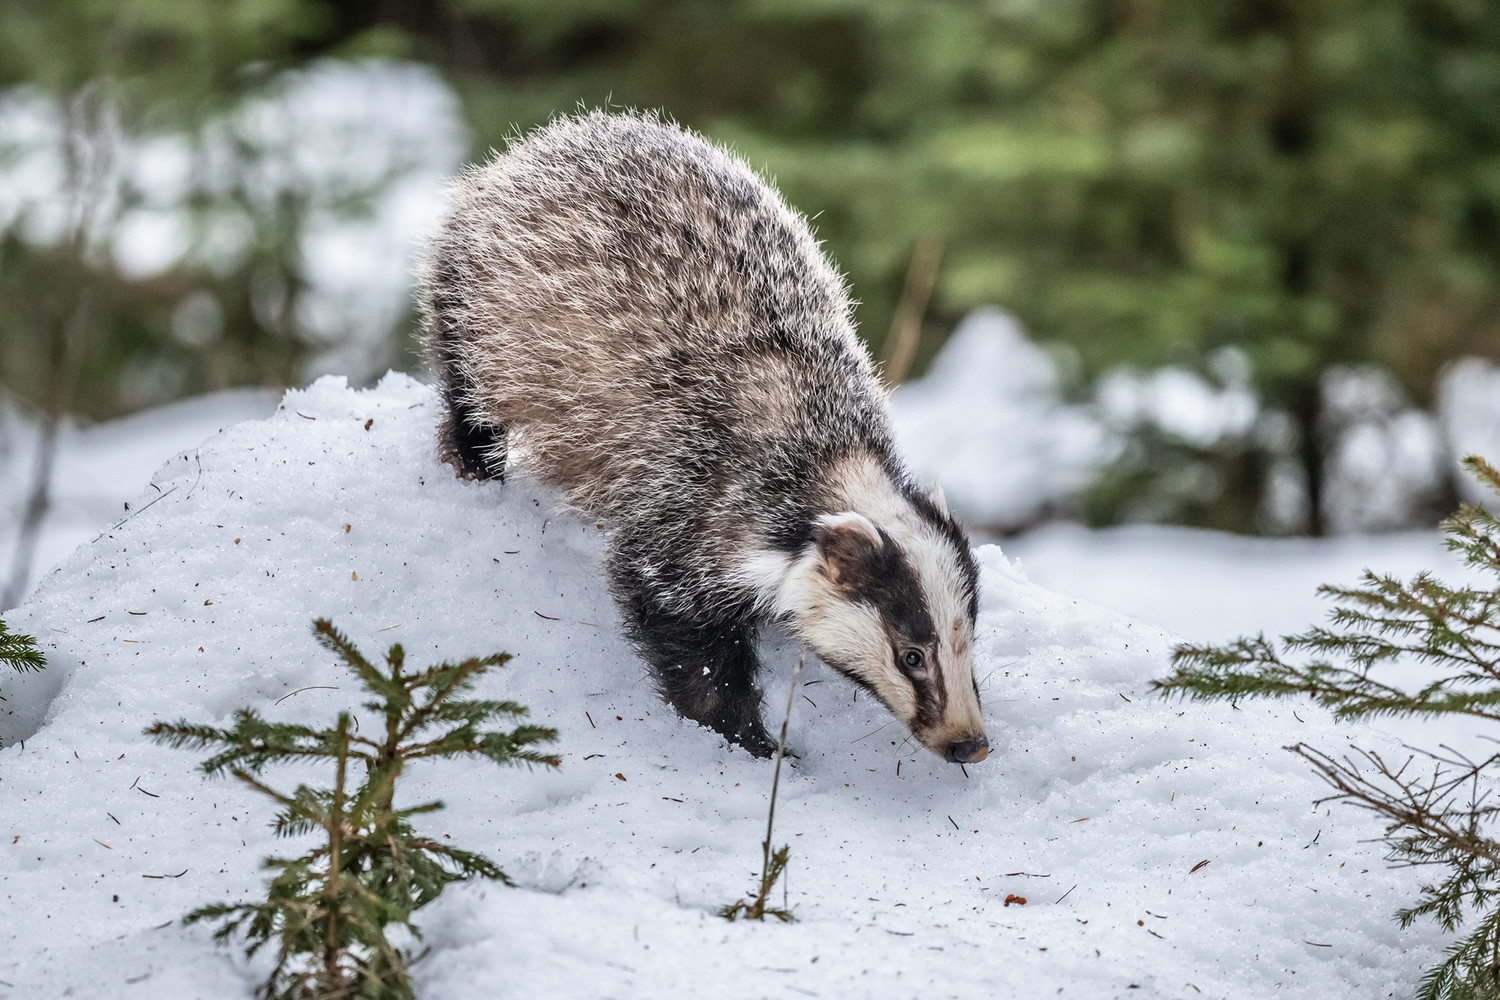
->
<box><xmin>0</xmin><ymin>388</ymin><xmax>281</xmax><ymax>604</ymax></box>
<box><xmin>1004</xmin><ymin>524</ymin><xmax>1491</xmax><ymax>763</ymax></box>
<box><xmin>0</xmin><ymin>375</ymin><xmax>1454</xmax><ymax>999</ymax></box>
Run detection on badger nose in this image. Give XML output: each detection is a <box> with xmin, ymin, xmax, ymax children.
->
<box><xmin>945</xmin><ymin>736</ymin><xmax>989</xmax><ymax>764</ymax></box>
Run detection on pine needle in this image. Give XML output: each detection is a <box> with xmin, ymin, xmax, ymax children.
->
<box><xmin>0</xmin><ymin>618</ymin><xmax>46</xmax><ymax>749</ymax></box>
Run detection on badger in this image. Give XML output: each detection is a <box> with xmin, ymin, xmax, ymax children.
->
<box><xmin>419</xmin><ymin>111</ymin><xmax>988</xmax><ymax>764</ymax></box>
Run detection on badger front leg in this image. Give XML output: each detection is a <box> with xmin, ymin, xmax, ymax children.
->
<box><xmin>653</xmin><ymin>617</ymin><xmax>777</xmax><ymax>758</ymax></box>
<box><xmin>609</xmin><ymin>554</ymin><xmax>775</xmax><ymax>756</ymax></box>
<box><xmin>434</xmin><ymin>355</ymin><xmax>507</xmax><ymax>483</ymax></box>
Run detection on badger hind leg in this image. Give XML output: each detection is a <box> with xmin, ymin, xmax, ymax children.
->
<box><xmin>426</xmin><ymin>260</ymin><xmax>509</xmax><ymax>482</ymax></box>
<box><xmin>437</xmin><ymin>396</ymin><xmax>508</xmax><ymax>482</ymax></box>
<box><xmin>611</xmin><ymin>557</ymin><xmax>776</xmax><ymax>757</ymax></box>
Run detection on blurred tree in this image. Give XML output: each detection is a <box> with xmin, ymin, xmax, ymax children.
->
<box><xmin>0</xmin><ymin>1</ymin><xmax>333</xmax><ymax>418</ymax></box>
<box><xmin>964</xmin><ymin>0</ymin><xmax>1500</xmax><ymax>533</ymax></box>
<box><xmin>0</xmin><ymin>0</ymin><xmax>378</xmax><ymax>600</ymax></box>
<box><xmin>4</xmin><ymin>0</ymin><xmax>1499</xmax><ymax>537</ymax></box>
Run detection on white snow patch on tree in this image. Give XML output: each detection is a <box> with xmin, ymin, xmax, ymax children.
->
<box><xmin>890</xmin><ymin>309</ymin><xmax>1105</xmax><ymax>529</ymax></box>
<box><xmin>1441</xmin><ymin>358</ymin><xmax>1500</xmax><ymax>505</ymax></box>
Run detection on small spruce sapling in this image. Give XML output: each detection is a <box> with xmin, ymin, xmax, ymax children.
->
<box><xmin>720</xmin><ymin>657</ymin><xmax>801</xmax><ymax>923</ymax></box>
<box><xmin>0</xmin><ymin>617</ymin><xmax>45</xmax><ymax>747</ymax></box>
<box><xmin>147</xmin><ymin>618</ymin><xmax>559</xmax><ymax>1000</ymax></box>
<box><xmin>1154</xmin><ymin>456</ymin><xmax>1500</xmax><ymax>1000</ymax></box>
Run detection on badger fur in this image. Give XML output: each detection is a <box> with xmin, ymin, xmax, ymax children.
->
<box><xmin>420</xmin><ymin>111</ymin><xmax>988</xmax><ymax>764</ymax></box>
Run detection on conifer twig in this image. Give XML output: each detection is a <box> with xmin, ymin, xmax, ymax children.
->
<box><xmin>0</xmin><ymin>618</ymin><xmax>45</xmax><ymax>673</ymax></box>
<box><xmin>323</xmin><ymin>715</ymin><xmax>349</xmax><ymax>987</ymax></box>
<box><xmin>720</xmin><ymin>657</ymin><xmax>801</xmax><ymax>923</ymax></box>
<box><xmin>0</xmin><ymin>619</ymin><xmax>45</xmax><ymax>748</ymax></box>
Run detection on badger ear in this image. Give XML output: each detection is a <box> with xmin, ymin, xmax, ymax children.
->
<box><xmin>813</xmin><ymin>512</ymin><xmax>883</xmax><ymax>590</ymax></box>
<box><xmin>928</xmin><ymin>482</ymin><xmax>950</xmax><ymax>517</ymax></box>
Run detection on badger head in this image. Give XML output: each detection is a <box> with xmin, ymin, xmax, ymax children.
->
<box><xmin>775</xmin><ymin>496</ymin><xmax>988</xmax><ymax>764</ymax></box>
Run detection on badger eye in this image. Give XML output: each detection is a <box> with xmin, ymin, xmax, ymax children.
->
<box><xmin>902</xmin><ymin>649</ymin><xmax>925</xmax><ymax>671</ymax></box>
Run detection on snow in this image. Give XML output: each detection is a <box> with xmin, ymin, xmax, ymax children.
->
<box><xmin>1004</xmin><ymin>522</ymin><xmax>1490</xmax><ymax>760</ymax></box>
<box><xmin>1004</xmin><ymin>522</ymin><xmax>1472</xmax><ymax>648</ymax></box>
<box><xmin>0</xmin><ymin>389</ymin><xmax>281</xmax><ymax>603</ymax></box>
<box><xmin>0</xmin><ymin>375</ymin><xmax>1449</xmax><ymax>998</ymax></box>
<box><xmin>1094</xmin><ymin>360</ymin><xmax>1258</xmax><ymax>452</ymax></box>
<box><xmin>1439</xmin><ymin>358</ymin><xmax>1500</xmax><ymax>505</ymax></box>
<box><xmin>1319</xmin><ymin>365</ymin><xmax>1448</xmax><ymax>535</ymax></box>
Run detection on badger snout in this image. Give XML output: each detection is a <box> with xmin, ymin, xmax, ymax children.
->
<box><xmin>944</xmin><ymin>736</ymin><xmax>990</xmax><ymax>764</ymax></box>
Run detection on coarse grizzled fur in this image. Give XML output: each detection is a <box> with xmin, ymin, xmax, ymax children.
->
<box><xmin>420</xmin><ymin>110</ymin><xmax>988</xmax><ymax>763</ymax></box>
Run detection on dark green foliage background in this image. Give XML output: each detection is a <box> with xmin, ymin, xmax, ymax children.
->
<box><xmin>5</xmin><ymin>0</ymin><xmax>1500</xmax><ymax>532</ymax></box>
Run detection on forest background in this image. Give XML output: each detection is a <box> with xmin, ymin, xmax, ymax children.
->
<box><xmin>4</xmin><ymin>0</ymin><xmax>1500</xmax><ymax>548</ymax></box>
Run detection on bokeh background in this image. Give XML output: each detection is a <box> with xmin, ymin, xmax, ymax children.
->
<box><xmin>6</xmin><ymin>0</ymin><xmax>1500</xmax><ymax>608</ymax></box>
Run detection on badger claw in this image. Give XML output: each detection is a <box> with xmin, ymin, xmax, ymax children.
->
<box><xmin>731</xmin><ymin>727</ymin><xmax>780</xmax><ymax>759</ymax></box>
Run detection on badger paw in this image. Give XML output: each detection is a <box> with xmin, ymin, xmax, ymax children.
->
<box><xmin>732</xmin><ymin>726</ymin><xmax>781</xmax><ymax>760</ymax></box>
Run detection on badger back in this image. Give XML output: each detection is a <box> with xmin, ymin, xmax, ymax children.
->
<box><xmin>419</xmin><ymin>111</ymin><xmax>888</xmax><ymax>517</ymax></box>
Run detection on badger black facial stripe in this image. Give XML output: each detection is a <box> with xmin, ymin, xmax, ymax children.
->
<box><xmin>906</xmin><ymin>486</ymin><xmax>981</xmax><ymax>624</ymax></box>
<box><xmin>849</xmin><ymin>529</ymin><xmax>947</xmax><ymax>730</ymax></box>
<box><xmin>861</xmin><ymin>528</ymin><xmax>937</xmax><ymax>646</ymax></box>
<box><xmin>899</xmin><ymin>646</ymin><xmax>946</xmax><ymax>732</ymax></box>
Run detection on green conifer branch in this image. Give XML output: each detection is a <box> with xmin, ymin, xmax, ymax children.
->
<box><xmin>1416</xmin><ymin>903</ymin><xmax>1500</xmax><ymax>1000</ymax></box>
<box><xmin>0</xmin><ymin>618</ymin><xmax>46</xmax><ymax>748</ymax></box>
<box><xmin>1155</xmin><ymin>456</ymin><xmax>1500</xmax><ymax>1000</ymax></box>
<box><xmin>311</xmin><ymin>619</ymin><xmax>386</xmax><ymax>697</ymax></box>
<box><xmin>146</xmin><ymin>712</ymin><xmax>343</xmax><ymax>776</ymax></box>
<box><xmin>0</xmin><ymin>618</ymin><xmax>45</xmax><ymax>673</ymax></box>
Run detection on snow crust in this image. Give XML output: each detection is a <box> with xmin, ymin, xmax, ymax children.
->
<box><xmin>1</xmin><ymin>376</ymin><xmax>1445</xmax><ymax>998</ymax></box>
<box><xmin>1006</xmin><ymin>522</ymin><xmax>1491</xmax><ymax>763</ymax></box>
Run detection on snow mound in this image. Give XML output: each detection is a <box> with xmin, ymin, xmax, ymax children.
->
<box><xmin>1</xmin><ymin>375</ymin><xmax>1441</xmax><ymax>997</ymax></box>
